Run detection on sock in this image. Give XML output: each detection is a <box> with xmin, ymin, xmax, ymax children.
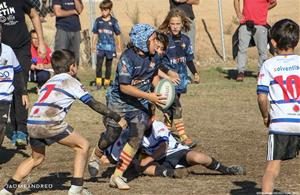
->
<box><xmin>164</xmin><ymin>114</ymin><xmax>172</xmax><ymax>129</ymax></box>
<box><xmin>104</xmin><ymin>79</ymin><xmax>110</xmax><ymax>86</ymax></box>
<box><xmin>71</xmin><ymin>177</ymin><xmax>83</xmax><ymax>186</ymax></box>
<box><xmin>4</xmin><ymin>178</ymin><xmax>20</xmax><ymax>194</ymax></box>
<box><xmin>174</xmin><ymin>118</ymin><xmax>188</xmax><ymax>141</ymax></box>
<box><xmin>206</xmin><ymin>158</ymin><xmax>228</xmax><ymax>174</ymax></box>
<box><xmin>114</xmin><ymin>143</ymin><xmax>136</xmax><ymax>177</ymax></box>
<box><xmin>69</xmin><ymin>177</ymin><xmax>83</xmax><ymax>193</ymax></box>
<box><xmin>96</xmin><ymin>77</ymin><xmax>102</xmax><ymax>86</ymax></box>
<box><xmin>154</xmin><ymin>165</ymin><xmax>175</xmax><ymax>177</ymax></box>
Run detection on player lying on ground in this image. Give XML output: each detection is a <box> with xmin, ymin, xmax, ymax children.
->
<box><xmin>0</xmin><ymin>49</ymin><xmax>127</xmax><ymax>195</ymax></box>
<box><xmin>90</xmin><ymin>118</ymin><xmax>246</xmax><ymax>178</ymax></box>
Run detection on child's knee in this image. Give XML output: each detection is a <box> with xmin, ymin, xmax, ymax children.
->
<box><xmin>76</xmin><ymin>139</ymin><xmax>90</xmax><ymax>154</ymax></box>
<box><xmin>82</xmin><ymin>140</ymin><xmax>90</xmax><ymax>153</ymax></box>
<box><xmin>32</xmin><ymin>154</ymin><xmax>45</xmax><ymax>165</ymax></box>
<box><xmin>265</xmin><ymin>162</ymin><xmax>281</xmax><ymax>178</ymax></box>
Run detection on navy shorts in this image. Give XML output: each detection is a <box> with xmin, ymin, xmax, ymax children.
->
<box><xmin>29</xmin><ymin>125</ymin><xmax>74</xmax><ymax>148</ymax></box>
<box><xmin>158</xmin><ymin>149</ymin><xmax>190</xmax><ymax>169</ymax></box>
<box><xmin>97</xmin><ymin>50</ymin><xmax>116</xmax><ymax>60</ymax></box>
<box><xmin>267</xmin><ymin>134</ymin><xmax>300</xmax><ymax>161</ymax></box>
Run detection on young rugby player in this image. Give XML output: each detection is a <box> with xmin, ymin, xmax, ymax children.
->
<box><xmin>0</xmin><ymin>49</ymin><xmax>126</xmax><ymax>195</ymax></box>
<box><xmin>257</xmin><ymin>19</ymin><xmax>300</xmax><ymax>194</ymax></box>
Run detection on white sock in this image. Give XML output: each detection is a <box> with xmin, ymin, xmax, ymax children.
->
<box><xmin>68</xmin><ymin>185</ymin><xmax>82</xmax><ymax>193</ymax></box>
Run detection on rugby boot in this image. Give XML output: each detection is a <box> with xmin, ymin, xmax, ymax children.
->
<box><xmin>68</xmin><ymin>187</ymin><xmax>93</xmax><ymax>195</ymax></box>
<box><xmin>87</xmin><ymin>147</ymin><xmax>103</xmax><ymax>177</ymax></box>
<box><xmin>109</xmin><ymin>175</ymin><xmax>130</xmax><ymax>190</ymax></box>
<box><xmin>15</xmin><ymin>131</ymin><xmax>28</xmax><ymax>147</ymax></box>
<box><xmin>225</xmin><ymin>165</ymin><xmax>246</xmax><ymax>175</ymax></box>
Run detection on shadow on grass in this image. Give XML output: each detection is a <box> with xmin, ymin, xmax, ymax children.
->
<box><xmin>85</xmin><ymin>164</ymin><xmax>140</xmax><ymax>183</ymax></box>
<box><xmin>19</xmin><ymin>172</ymin><xmax>72</xmax><ymax>195</ymax></box>
<box><xmin>0</xmin><ymin>147</ymin><xmax>30</xmax><ymax>165</ymax></box>
<box><xmin>230</xmin><ymin>180</ymin><xmax>286</xmax><ymax>195</ymax></box>
<box><xmin>216</xmin><ymin>67</ymin><xmax>257</xmax><ymax>80</ymax></box>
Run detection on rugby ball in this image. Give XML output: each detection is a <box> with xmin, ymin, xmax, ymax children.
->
<box><xmin>154</xmin><ymin>79</ymin><xmax>175</xmax><ymax>110</ymax></box>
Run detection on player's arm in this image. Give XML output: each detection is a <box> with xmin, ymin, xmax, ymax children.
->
<box><xmin>92</xmin><ymin>34</ymin><xmax>98</xmax><ymax>53</ymax></box>
<box><xmin>53</xmin><ymin>4</ymin><xmax>78</xmax><ymax>17</ymax></box>
<box><xmin>257</xmin><ymin>94</ymin><xmax>270</xmax><ymax>127</ymax></box>
<box><xmin>74</xmin><ymin>0</ymin><xmax>84</xmax><ymax>14</ymax></box>
<box><xmin>151</xmin><ymin>74</ymin><xmax>161</xmax><ymax>87</ymax></box>
<box><xmin>28</xmin><ymin>8</ymin><xmax>46</xmax><ymax>58</ymax></box>
<box><xmin>115</xmin><ymin>35</ymin><xmax>122</xmax><ymax>53</ymax></box>
<box><xmin>140</xmin><ymin>142</ymin><xmax>168</xmax><ymax>167</ymax></box>
<box><xmin>268</xmin><ymin>0</ymin><xmax>277</xmax><ymax>10</ymax></box>
<box><xmin>233</xmin><ymin>0</ymin><xmax>244</xmax><ymax>22</ymax></box>
<box><xmin>120</xmin><ymin>84</ymin><xmax>166</xmax><ymax>106</ymax></box>
<box><xmin>85</xmin><ymin>97</ymin><xmax>127</xmax><ymax>129</ymax></box>
<box><xmin>13</xmin><ymin>71</ymin><xmax>29</xmax><ymax>109</ymax></box>
<box><xmin>186</xmin><ymin>0</ymin><xmax>200</xmax><ymax>5</ymax></box>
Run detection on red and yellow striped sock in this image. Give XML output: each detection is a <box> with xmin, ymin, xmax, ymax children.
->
<box><xmin>174</xmin><ymin>118</ymin><xmax>188</xmax><ymax>141</ymax></box>
<box><xmin>114</xmin><ymin>143</ymin><xmax>136</xmax><ymax>177</ymax></box>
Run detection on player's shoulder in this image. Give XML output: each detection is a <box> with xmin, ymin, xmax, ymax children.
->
<box><xmin>180</xmin><ymin>34</ymin><xmax>190</xmax><ymax>43</ymax></box>
<box><xmin>121</xmin><ymin>48</ymin><xmax>136</xmax><ymax>60</ymax></box>
<box><xmin>95</xmin><ymin>16</ymin><xmax>103</xmax><ymax>23</ymax></box>
<box><xmin>110</xmin><ymin>16</ymin><xmax>118</xmax><ymax>23</ymax></box>
<box><xmin>1</xmin><ymin>43</ymin><xmax>13</xmax><ymax>53</ymax></box>
<box><xmin>50</xmin><ymin>73</ymin><xmax>79</xmax><ymax>86</ymax></box>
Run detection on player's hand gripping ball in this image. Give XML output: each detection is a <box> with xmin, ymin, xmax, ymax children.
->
<box><xmin>154</xmin><ymin>79</ymin><xmax>175</xmax><ymax>110</ymax></box>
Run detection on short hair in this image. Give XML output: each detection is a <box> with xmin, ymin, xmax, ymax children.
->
<box><xmin>100</xmin><ymin>0</ymin><xmax>113</xmax><ymax>10</ymax></box>
<box><xmin>30</xmin><ymin>29</ymin><xmax>37</xmax><ymax>36</ymax></box>
<box><xmin>270</xmin><ymin>19</ymin><xmax>299</xmax><ymax>50</ymax></box>
<box><xmin>51</xmin><ymin>49</ymin><xmax>75</xmax><ymax>74</ymax></box>
<box><xmin>156</xmin><ymin>32</ymin><xmax>169</xmax><ymax>50</ymax></box>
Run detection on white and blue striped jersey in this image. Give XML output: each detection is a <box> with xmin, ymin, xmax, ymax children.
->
<box><xmin>142</xmin><ymin>120</ymin><xmax>189</xmax><ymax>157</ymax></box>
<box><xmin>106</xmin><ymin>120</ymin><xmax>189</xmax><ymax>162</ymax></box>
<box><xmin>0</xmin><ymin>43</ymin><xmax>22</xmax><ymax>102</ymax></box>
<box><xmin>27</xmin><ymin>73</ymin><xmax>92</xmax><ymax>138</ymax></box>
<box><xmin>257</xmin><ymin>55</ymin><xmax>300</xmax><ymax>135</ymax></box>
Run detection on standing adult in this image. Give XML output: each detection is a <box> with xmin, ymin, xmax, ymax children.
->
<box><xmin>169</xmin><ymin>0</ymin><xmax>199</xmax><ymax>52</ymax></box>
<box><xmin>52</xmin><ymin>0</ymin><xmax>83</xmax><ymax>66</ymax></box>
<box><xmin>234</xmin><ymin>0</ymin><xmax>277</xmax><ymax>82</ymax></box>
<box><xmin>0</xmin><ymin>0</ymin><xmax>46</xmax><ymax>147</ymax></box>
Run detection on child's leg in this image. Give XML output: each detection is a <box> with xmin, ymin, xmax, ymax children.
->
<box><xmin>96</xmin><ymin>54</ymin><xmax>105</xmax><ymax>87</ymax></box>
<box><xmin>2</xmin><ymin>147</ymin><xmax>45</xmax><ymax>194</ymax></box>
<box><xmin>172</xmin><ymin>95</ymin><xmax>196</xmax><ymax>147</ymax></box>
<box><xmin>58</xmin><ymin>131</ymin><xmax>90</xmax><ymax>178</ymax></box>
<box><xmin>104</xmin><ymin>58</ymin><xmax>113</xmax><ymax>87</ymax></box>
<box><xmin>262</xmin><ymin>160</ymin><xmax>281</xmax><ymax>193</ymax></box>
<box><xmin>88</xmin><ymin>112</ymin><xmax>124</xmax><ymax>177</ymax></box>
<box><xmin>57</xmin><ymin>130</ymin><xmax>91</xmax><ymax>194</ymax></box>
<box><xmin>110</xmin><ymin>112</ymin><xmax>149</xmax><ymax>189</ymax></box>
<box><xmin>186</xmin><ymin>150</ymin><xmax>245</xmax><ymax>175</ymax></box>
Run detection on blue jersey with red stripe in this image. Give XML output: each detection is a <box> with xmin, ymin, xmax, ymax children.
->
<box><xmin>257</xmin><ymin>55</ymin><xmax>300</xmax><ymax>135</ymax></box>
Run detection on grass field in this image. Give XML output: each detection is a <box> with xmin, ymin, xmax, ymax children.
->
<box><xmin>0</xmin><ymin>59</ymin><xmax>299</xmax><ymax>195</ymax></box>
